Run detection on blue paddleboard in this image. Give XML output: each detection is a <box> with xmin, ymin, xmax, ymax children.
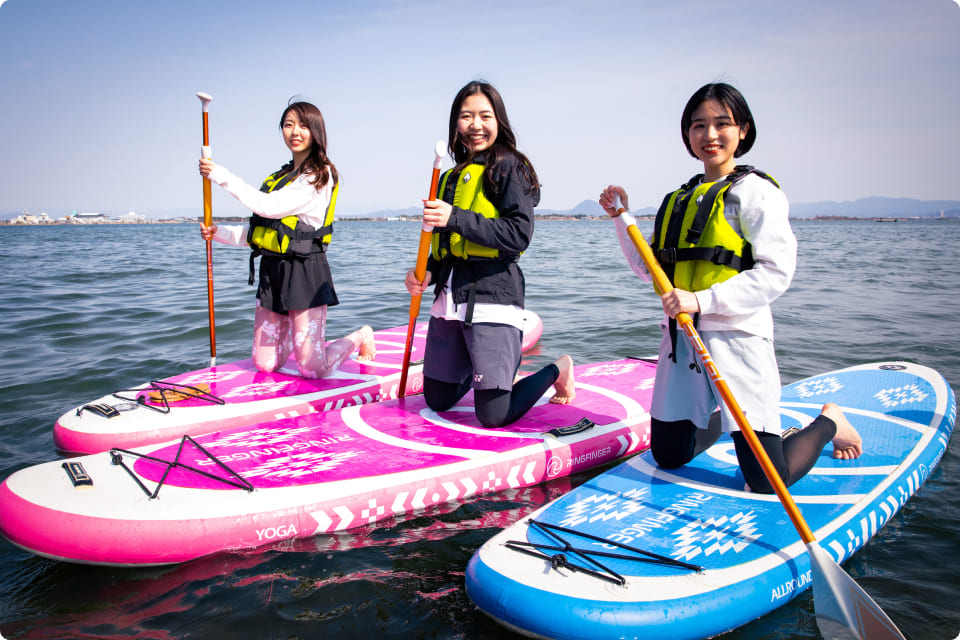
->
<box><xmin>465</xmin><ymin>361</ymin><xmax>955</xmax><ymax>640</ymax></box>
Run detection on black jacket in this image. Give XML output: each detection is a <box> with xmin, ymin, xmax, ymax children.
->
<box><xmin>426</xmin><ymin>151</ymin><xmax>539</xmax><ymax>308</ymax></box>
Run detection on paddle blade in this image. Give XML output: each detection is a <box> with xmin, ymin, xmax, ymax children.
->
<box><xmin>807</xmin><ymin>542</ymin><xmax>905</xmax><ymax>640</ymax></box>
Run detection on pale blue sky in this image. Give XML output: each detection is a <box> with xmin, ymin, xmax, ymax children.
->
<box><xmin>1</xmin><ymin>0</ymin><xmax>958</xmax><ymax>217</ymax></box>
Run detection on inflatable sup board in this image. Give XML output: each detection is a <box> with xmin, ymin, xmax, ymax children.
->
<box><xmin>1</xmin><ymin>358</ymin><xmax>655</xmax><ymax>566</ymax></box>
<box><xmin>53</xmin><ymin>311</ymin><xmax>544</xmax><ymax>455</ymax></box>
<box><xmin>465</xmin><ymin>361</ymin><xmax>955</xmax><ymax>640</ymax></box>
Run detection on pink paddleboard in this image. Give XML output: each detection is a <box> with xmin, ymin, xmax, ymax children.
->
<box><xmin>2</xmin><ymin>359</ymin><xmax>655</xmax><ymax>566</ymax></box>
<box><xmin>53</xmin><ymin>311</ymin><xmax>544</xmax><ymax>455</ymax></box>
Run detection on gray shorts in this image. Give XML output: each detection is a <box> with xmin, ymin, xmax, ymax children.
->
<box><xmin>422</xmin><ymin>317</ymin><xmax>522</xmax><ymax>391</ymax></box>
<box><xmin>651</xmin><ymin>327</ymin><xmax>783</xmax><ymax>435</ymax></box>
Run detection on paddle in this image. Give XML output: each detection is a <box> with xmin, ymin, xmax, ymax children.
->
<box><xmin>197</xmin><ymin>92</ymin><xmax>217</xmax><ymax>367</ymax></box>
<box><xmin>614</xmin><ymin>200</ymin><xmax>905</xmax><ymax>640</ymax></box>
<box><xmin>398</xmin><ymin>141</ymin><xmax>446</xmax><ymax>398</ymax></box>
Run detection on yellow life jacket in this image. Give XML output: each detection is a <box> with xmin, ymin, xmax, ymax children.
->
<box><xmin>430</xmin><ymin>164</ymin><xmax>500</xmax><ymax>261</ymax></box>
<box><xmin>246</xmin><ymin>170</ymin><xmax>336</xmax><ymax>256</ymax></box>
<box><xmin>653</xmin><ymin>165</ymin><xmax>778</xmax><ymax>292</ymax></box>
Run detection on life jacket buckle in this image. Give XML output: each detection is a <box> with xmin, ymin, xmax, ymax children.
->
<box><xmin>712</xmin><ymin>247</ymin><xmax>736</xmax><ymax>266</ymax></box>
<box><xmin>658</xmin><ymin>248</ymin><xmax>678</xmax><ymax>264</ymax></box>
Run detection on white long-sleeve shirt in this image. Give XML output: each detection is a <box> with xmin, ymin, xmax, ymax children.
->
<box><xmin>614</xmin><ymin>173</ymin><xmax>796</xmax><ymax>340</ymax></box>
<box><xmin>206</xmin><ymin>164</ymin><xmax>335</xmax><ymax>247</ymax></box>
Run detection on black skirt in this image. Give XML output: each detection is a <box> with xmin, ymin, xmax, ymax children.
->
<box><xmin>257</xmin><ymin>252</ymin><xmax>339</xmax><ymax>314</ymax></box>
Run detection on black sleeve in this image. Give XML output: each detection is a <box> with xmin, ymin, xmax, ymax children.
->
<box><xmin>443</xmin><ymin>153</ymin><xmax>537</xmax><ymax>256</ymax></box>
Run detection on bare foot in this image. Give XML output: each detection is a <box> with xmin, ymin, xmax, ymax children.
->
<box><xmin>549</xmin><ymin>355</ymin><xmax>576</xmax><ymax>405</ymax></box>
<box><xmin>357</xmin><ymin>326</ymin><xmax>376</xmax><ymax>361</ymax></box>
<box><xmin>823</xmin><ymin>402</ymin><xmax>862</xmax><ymax>460</ymax></box>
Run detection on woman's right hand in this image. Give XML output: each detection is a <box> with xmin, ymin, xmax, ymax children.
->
<box><xmin>599</xmin><ymin>185</ymin><xmax>629</xmax><ymax>217</ymax></box>
<box><xmin>200</xmin><ymin>223</ymin><xmax>217</xmax><ymax>241</ymax></box>
<box><xmin>198</xmin><ymin>158</ymin><xmax>216</xmax><ymax>179</ymax></box>
<box><xmin>404</xmin><ymin>268</ymin><xmax>431</xmax><ymax>296</ymax></box>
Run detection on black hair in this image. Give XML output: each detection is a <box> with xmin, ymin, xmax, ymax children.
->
<box><xmin>680</xmin><ymin>83</ymin><xmax>756</xmax><ymax>159</ymax></box>
<box><xmin>278</xmin><ymin>101</ymin><xmax>338</xmax><ymax>192</ymax></box>
<box><xmin>447</xmin><ymin>80</ymin><xmax>539</xmax><ymax>198</ymax></box>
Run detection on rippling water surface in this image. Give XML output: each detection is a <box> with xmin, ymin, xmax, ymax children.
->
<box><xmin>1</xmin><ymin>219</ymin><xmax>958</xmax><ymax>639</ymax></box>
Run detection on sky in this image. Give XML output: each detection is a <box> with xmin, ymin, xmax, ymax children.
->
<box><xmin>1</xmin><ymin>0</ymin><xmax>958</xmax><ymax>218</ymax></box>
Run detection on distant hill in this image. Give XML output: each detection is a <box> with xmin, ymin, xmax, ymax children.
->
<box><xmin>543</xmin><ymin>196</ymin><xmax>960</xmax><ymax>220</ymax></box>
<box><xmin>495</xmin><ymin>196</ymin><xmax>960</xmax><ymax>220</ymax></box>
<box><xmin>539</xmin><ymin>196</ymin><xmax>960</xmax><ymax>220</ymax></box>
<box><xmin>348</xmin><ymin>199</ymin><xmax>659</xmax><ymax>220</ymax></box>
<box><xmin>789</xmin><ymin>197</ymin><xmax>959</xmax><ymax>219</ymax></box>
<box><xmin>534</xmin><ymin>199</ymin><xmax>658</xmax><ymax>218</ymax></box>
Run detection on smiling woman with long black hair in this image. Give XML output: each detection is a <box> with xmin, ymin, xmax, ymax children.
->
<box><xmin>199</xmin><ymin>99</ymin><xmax>375</xmax><ymax>378</ymax></box>
<box><xmin>404</xmin><ymin>80</ymin><xmax>575</xmax><ymax>428</ymax></box>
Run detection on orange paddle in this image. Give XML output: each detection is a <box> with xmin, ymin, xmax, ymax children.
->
<box><xmin>398</xmin><ymin>141</ymin><xmax>446</xmax><ymax>398</ymax></box>
<box><xmin>616</xmin><ymin>200</ymin><xmax>904</xmax><ymax>639</ymax></box>
<box><xmin>197</xmin><ymin>91</ymin><xmax>216</xmax><ymax>367</ymax></box>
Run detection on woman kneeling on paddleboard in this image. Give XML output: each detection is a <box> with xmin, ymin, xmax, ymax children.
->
<box><xmin>599</xmin><ymin>82</ymin><xmax>863</xmax><ymax>493</ymax></box>
<box><xmin>404</xmin><ymin>80</ymin><xmax>575</xmax><ymax>428</ymax></box>
<box><xmin>199</xmin><ymin>99</ymin><xmax>375</xmax><ymax>378</ymax></box>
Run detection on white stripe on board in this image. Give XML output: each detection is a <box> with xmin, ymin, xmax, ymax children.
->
<box><xmin>628</xmin><ymin>455</ymin><xmax>867</xmax><ymax>504</ymax></box>
<box><xmin>411</xmin><ymin>379</ymin><xmax>649</xmax><ymax>441</ymax></box>
<box><xmin>707</xmin><ymin>442</ymin><xmax>896</xmax><ymax>476</ymax></box>
<box><xmin>339</xmin><ymin>404</ymin><xmax>489</xmax><ymax>459</ymax></box>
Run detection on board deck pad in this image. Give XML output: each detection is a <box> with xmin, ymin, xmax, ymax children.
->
<box><xmin>465</xmin><ymin>361</ymin><xmax>956</xmax><ymax>640</ymax></box>
<box><xmin>1</xmin><ymin>358</ymin><xmax>655</xmax><ymax>566</ymax></box>
<box><xmin>53</xmin><ymin>312</ymin><xmax>543</xmax><ymax>455</ymax></box>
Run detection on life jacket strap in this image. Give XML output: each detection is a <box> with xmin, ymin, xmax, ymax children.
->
<box><xmin>464</xmin><ymin>282</ymin><xmax>478</xmax><ymax>329</ymax></box>
<box><xmin>683</xmin><ymin>180</ymin><xmax>730</xmax><ymax>246</ymax></box>
<box><xmin>656</xmin><ymin>246</ymin><xmax>754</xmax><ymax>271</ymax></box>
<box><xmin>667</xmin><ymin>314</ymin><xmax>702</xmax><ymax>373</ymax></box>
<box><xmin>248</xmin><ymin>250</ymin><xmax>259</xmax><ymax>285</ymax></box>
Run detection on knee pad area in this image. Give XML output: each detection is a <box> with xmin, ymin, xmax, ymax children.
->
<box><xmin>650</xmin><ymin>418</ymin><xmax>699</xmax><ymax>469</ymax></box>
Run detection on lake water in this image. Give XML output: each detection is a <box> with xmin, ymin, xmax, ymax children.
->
<box><xmin>0</xmin><ymin>219</ymin><xmax>958</xmax><ymax>639</ymax></box>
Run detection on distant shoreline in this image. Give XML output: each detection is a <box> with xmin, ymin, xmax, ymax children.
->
<box><xmin>1</xmin><ymin>214</ymin><xmax>955</xmax><ymax>226</ymax></box>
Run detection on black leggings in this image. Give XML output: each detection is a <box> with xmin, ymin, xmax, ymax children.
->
<box><xmin>651</xmin><ymin>415</ymin><xmax>837</xmax><ymax>493</ymax></box>
<box><xmin>423</xmin><ymin>364</ymin><xmax>560</xmax><ymax>428</ymax></box>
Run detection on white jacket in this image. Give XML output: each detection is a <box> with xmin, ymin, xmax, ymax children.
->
<box><xmin>614</xmin><ymin>173</ymin><xmax>796</xmax><ymax>340</ymax></box>
<box><xmin>206</xmin><ymin>164</ymin><xmax>335</xmax><ymax>247</ymax></box>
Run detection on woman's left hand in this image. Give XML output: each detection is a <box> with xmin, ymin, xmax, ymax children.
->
<box><xmin>404</xmin><ymin>268</ymin><xmax>431</xmax><ymax>296</ymax></box>
<box><xmin>200</xmin><ymin>223</ymin><xmax>217</xmax><ymax>240</ymax></box>
<box><xmin>422</xmin><ymin>199</ymin><xmax>452</xmax><ymax>228</ymax></box>
<box><xmin>661</xmin><ymin>288</ymin><xmax>700</xmax><ymax>318</ymax></box>
<box><xmin>599</xmin><ymin>185</ymin><xmax>629</xmax><ymax>216</ymax></box>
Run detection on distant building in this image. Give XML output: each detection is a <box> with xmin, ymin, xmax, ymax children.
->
<box><xmin>12</xmin><ymin>210</ymin><xmax>52</xmax><ymax>224</ymax></box>
<box><xmin>118</xmin><ymin>211</ymin><xmax>145</xmax><ymax>223</ymax></box>
<box><xmin>74</xmin><ymin>212</ymin><xmax>109</xmax><ymax>223</ymax></box>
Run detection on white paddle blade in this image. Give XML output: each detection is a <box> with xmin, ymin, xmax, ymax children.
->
<box><xmin>807</xmin><ymin>542</ymin><xmax>905</xmax><ymax>640</ymax></box>
<box><xmin>197</xmin><ymin>92</ymin><xmax>213</xmax><ymax>111</ymax></box>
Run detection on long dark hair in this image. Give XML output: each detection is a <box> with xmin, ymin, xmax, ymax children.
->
<box><xmin>680</xmin><ymin>83</ymin><xmax>757</xmax><ymax>159</ymax></box>
<box><xmin>278</xmin><ymin>101</ymin><xmax>339</xmax><ymax>191</ymax></box>
<box><xmin>447</xmin><ymin>81</ymin><xmax>539</xmax><ymax>198</ymax></box>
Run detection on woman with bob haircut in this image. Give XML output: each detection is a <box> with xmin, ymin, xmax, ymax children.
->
<box><xmin>599</xmin><ymin>82</ymin><xmax>862</xmax><ymax>493</ymax></box>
